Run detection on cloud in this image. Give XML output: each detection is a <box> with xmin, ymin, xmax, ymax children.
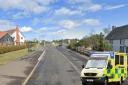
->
<box><xmin>36</xmin><ymin>0</ymin><xmax>56</xmax><ymax>5</ymax></box>
<box><xmin>12</xmin><ymin>11</ymin><xmax>30</xmax><ymax>19</ymax></box>
<box><xmin>83</xmin><ymin>19</ymin><xmax>101</xmax><ymax>26</ymax></box>
<box><xmin>67</xmin><ymin>0</ymin><xmax>102</xmax><ymax>12</ymax></box>
<box><xmin>21</xmin><ymin>26</ymin><xmax>33</xmax><ymax>32</ymax></box>
<box><xmin>55</xmin><ymin>7</ymin><xmax>82</xmax><ymax>16</ymax></box>
<box><xmin>59</xmin><ymin>20</ymin><xmax>78</xmax><ymax>29</ymax></box>
<box><xmin>34</xmin><ymin>27</ymin><xmax>48</xmax><ymax>33</ymax></box>
<box><xmin>0</xmin><ymin>0</ymin><xmax>50</xmax><ymax>14</ymax></box>
<box><xmin>55</xmin><ymin>29</ymin><xmax>85</xmax><ymax>39</ymax></box>
<box><xmin>53</xmin><ymin>29</ymin><xmax>66</xmax><ymax>34</ymax></box>
<box><xmin>68</xmin><ymin>0</ymin><xmax>91</xmax><ymax>4</ymax></box>
<box><xmin>62</xmin><ymin>32</ymin><xmax>84</xmax><ymax>39</ymax></box>
<box><xmin>105</xmin><ymin>4</ymin><xmax>127</xmax><ymax>10</ymax></box>
<box><xmin>88</xmin><ymin>4</ymin><xmax>102</xmax><ymax>12</ymax></box>
<box><xmin>0</xmin><ymin>19</ymin><xmax>15</xmax><ymax>31</ymax></box>
<box><xmin>58</xmin><ymin>18</ymin><xmax>100</xmax><ymax>30</ymax></box>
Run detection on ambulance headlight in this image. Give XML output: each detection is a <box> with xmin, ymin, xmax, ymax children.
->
<box><xmin>97</xmin><ymin>72</ymin><xmax>103</xmax><ymax>77</ymax></box>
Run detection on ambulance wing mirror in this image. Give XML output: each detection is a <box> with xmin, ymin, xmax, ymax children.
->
<box><xmin>81</xmin><ymin>64</ymin><xmax>85</xmax><ymax>68</ymax></box>
<box><xmin>107</xmin><ymin>61</ymin><xmax>113</xmax><ymax>69</ymax></box>
<box><xmin>107</xmin><ymin>65</ymin><xmax>112</xmax><ymax>69</ymax></box>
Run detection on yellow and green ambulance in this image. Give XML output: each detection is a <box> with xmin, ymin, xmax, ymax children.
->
<box><xmin>80</xmin><ymin>51</ymin><xmax>127</xmax><ymax>85</ymax></box>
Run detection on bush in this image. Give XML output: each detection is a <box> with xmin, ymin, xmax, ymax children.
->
<box><xmin>68</xmin><ymin>33</ymin><xmax>112</xmax><ymax>52</ymax></box>
<box><xmin>0</xmin><ymin>45</ymin><xmax>27</xmax><ymax>54</ymax></box>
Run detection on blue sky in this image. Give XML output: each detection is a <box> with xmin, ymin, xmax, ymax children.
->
<box><xmin>0</xmin><ymin>0</ymin><xmax>128</xmax><ymax>41</ymax></box>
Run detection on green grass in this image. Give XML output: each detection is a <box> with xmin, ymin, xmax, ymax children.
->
<box><xmin>0</xmin><ymin>49</ymin><xmax>29</xmax><ymax>64</ymax></box>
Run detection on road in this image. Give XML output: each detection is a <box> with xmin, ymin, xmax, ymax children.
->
<box><xmin>26</xmin><ymin>45</ymin><xmax>128</xmax><ymax>85</ymax></box>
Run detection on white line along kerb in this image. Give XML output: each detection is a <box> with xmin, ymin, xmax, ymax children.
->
<box><xmin>38</xmin><ymin>50</ymin><xmax>46</xmax><ymax>61</ymax></box>
<box><xmin>22</xmin><ymin>50</ymin><xmax>46</xmax><ymax>85</ymax></box>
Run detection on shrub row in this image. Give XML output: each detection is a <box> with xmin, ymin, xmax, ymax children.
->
<box><xmin>0</xmin><ymin>45</ymin><xmax>27</xmax><ymax>54</ymax></box>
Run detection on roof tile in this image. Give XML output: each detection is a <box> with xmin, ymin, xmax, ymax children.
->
<box><xmin>0</xmin><ymin>32</ymin><xmax>7</xmax><ymax>39</ymax></box>
<box><xmin>106</xmin><ymin>25</ymin><xmax>128</xmax><ymax>40</ymax></box>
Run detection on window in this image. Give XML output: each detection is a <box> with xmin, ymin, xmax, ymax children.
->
<box><xmin>115</xmin><ymin>55</ymin><xmax>119</xmax><ymax>65</ymax></box>
<box><xmin>120</xmin><ymin>56</ymin><xmax>124</xmax><ymax>65</ymax></box>
<box><xmin>86</xmin><ymin>60</ymin><xmax>107</xmax><ymax>68</ymax></box>
<box><xmin>7</xmin><ymin>38</ymin><xmax>10</xmax><ymax>41</ymax></box>
<box><xmin>115</xmin><ymin>55</ymin><xmax>124</xmax><ymax>65</ymax></box>
<box><xmin>120</xmin><ymin>46</ymin><xmax>125</xmax><ymax>52</ymax></box>
<box><xmin>12</xmin><ymin>37</ymin><xmax>15</xmax><ymax>40</ymax></box>
<box><xmin>120</xmin><ymin>39</ymin><xmax>125</xmax><ymax>45</ymax></box>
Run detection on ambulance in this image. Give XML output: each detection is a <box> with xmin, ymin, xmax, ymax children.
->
<box><xmin>80</xmin><ymin>51</ymin><xmax>127</xmax><ymax>85</ymax></box>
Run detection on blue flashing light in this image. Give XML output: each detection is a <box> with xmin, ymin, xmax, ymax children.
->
<box><xmin>91</xmin><ymin>51</ymin><xmax>114</xmax><ymax>59</ymax></box>
<box><xmin>110</xmin><ymin>52</ymin><xmax>114</xmax><ymax>59</ymax></box>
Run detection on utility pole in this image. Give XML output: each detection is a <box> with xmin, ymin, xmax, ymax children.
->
<box><xmin>99</xmin><ymin>32</ymin><xmax>104</xmax><ymax>51</ymax></box>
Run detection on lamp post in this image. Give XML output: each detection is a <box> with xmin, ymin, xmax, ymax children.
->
<box><xmin>99</xmin><ymin>32</ymin><xmax>104</xmax><ymax>51</ymax></box>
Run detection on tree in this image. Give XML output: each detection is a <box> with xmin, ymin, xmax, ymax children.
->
<box><xmin>103</xmin><ymin>28</ymin><xmax>111</xmax><ymax>36</ymax></box>
<box><xmin>68</xmin><ymin>33</ymin><xmax>112</xmax><ymax>51</ymax></box>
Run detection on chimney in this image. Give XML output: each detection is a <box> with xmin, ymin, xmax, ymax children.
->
<box><xmin>16</xmin><ymin>25</ymin><xmax>19</xmax><ymax>31</ymax></box>
<box><xmin>15</xmin><ymin>25</ymin><xmax>20</xmax><ymax>45</ymax></box>
<box><xmin>112</xmin><ymin>26</ymin><xmax>116</xmax><ymax>30</ymax></box>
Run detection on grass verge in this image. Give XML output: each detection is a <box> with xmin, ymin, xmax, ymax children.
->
<box><xmin>0</xmin><ymin>49</ymin><xmax>29</xmax><ymax>64</ymax></box>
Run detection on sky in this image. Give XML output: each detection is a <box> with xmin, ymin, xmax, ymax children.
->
<box><xmin>0</xmin><ymin>0</ymin><xmax>128</xmax><ymax>41</ymax></box>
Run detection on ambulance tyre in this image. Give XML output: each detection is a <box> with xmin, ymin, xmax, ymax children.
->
<box><xmin>104</xmin><ymin>77</ymin><xmax>108</xmax><ymax>85</ymax></box>
<box><xmin>82</xmin><ymin>82</ymin><xmax>86</xmax><ymax>85</ymax></box>
<box><xmin>117</xmin><ymin>77</ymin><xmax>123</xmax><ymax>85</ymax></box>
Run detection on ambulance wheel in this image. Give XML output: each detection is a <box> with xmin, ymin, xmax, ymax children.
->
<box><xmin>104</xmin><ymin>77</ymin><xmax>108</xmax><ymax>85</ymax></box>
<box><xmin>117</xmin><ymin>77</ymin><xmax>123</xmax><ymax>85</ymax></box>
<box><xmin>82</xmin><ymin>82</ymin><xmax>86</xmax><ymax>85</ymax></box>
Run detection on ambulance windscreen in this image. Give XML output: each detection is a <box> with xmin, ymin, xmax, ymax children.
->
<box><xmin>85</xmin><ymin>60</ymin><xmax>107</xmax><ymax>68</ymax></box>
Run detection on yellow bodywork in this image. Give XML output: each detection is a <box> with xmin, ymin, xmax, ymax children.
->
<box><xmin>103</xmin><ymin>52</ymin><xmax>127</xmax><ymax>83</ymax></box>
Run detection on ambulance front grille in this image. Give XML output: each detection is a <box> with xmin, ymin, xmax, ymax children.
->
<box><xmin>84</xmin><ymin>73</ymin><xmax>97</xmax><ymax>76</ymax></box>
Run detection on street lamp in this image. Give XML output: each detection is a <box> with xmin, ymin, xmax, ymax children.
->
<box><xmin>99</xmin><ymin>32</ymin><xmax>104</xmax><ymax>51</ymax></box>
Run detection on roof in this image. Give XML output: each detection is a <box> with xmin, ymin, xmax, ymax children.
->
<box><xmin>106</xmin><ymin>25</ymin><xmax>128</xmax><ymax>40</ymax></box>
<box><xmin>0</xmin><ymin>32</ymin><xmax>7</xmax><ymax>39</ymax></box>
<box><xmin>5</xmin><ymin>29</ymin><xmax>15</xmax><ymax>35</ymax></box>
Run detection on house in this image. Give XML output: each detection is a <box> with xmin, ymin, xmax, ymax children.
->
<box><xmin>5</xmin><ymin>26</ymin><xmax>25</xmax><ymax>45</ymax></box>
<box><xmin>0</xmin><ymin>32</ymin><xmax>14</xmax><ymax>45</ymax></box>
<box><xmin>106</xmin><ymin>25</ymin><xmax>128</xmax><ymax>53</ymax></box>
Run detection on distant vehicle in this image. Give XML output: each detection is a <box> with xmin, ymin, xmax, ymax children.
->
<box><xmin>80</xmin><ymin>51</ymin><xmax>127</xmax><ymax>85</ymax></box>
<box><xmin>58</xmin><ymin>44</ymin><xmax>62</xmax><ymax>46</ymax></box>
<box><xmin>84</xmin><ymin>51</ymin><xmax>91</xmax><ymax>57</ymax></box>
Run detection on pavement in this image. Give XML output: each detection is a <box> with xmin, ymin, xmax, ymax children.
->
<box><xmin>0</xmin><ymin>46</ymin><xmax>44</xmax><ymax>85</ymax></box>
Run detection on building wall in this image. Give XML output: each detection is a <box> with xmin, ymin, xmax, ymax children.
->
<box><xmin>0</xmin><ymin>34</ymin><xmax>14</xmax><ymax>45</ymax></box>
<box><xmin>11</xmin><ymin>31</ymin><xmax>16</xmax><ymax>41</ymax></box>
<box><xmin>10</xmin><ymin>31</ymin><xmax>25</xmax><ymax>45</ymax></box>
<box><xmin>112</xmin><ymin>39</ymin><xmax>128</xmax><ymax>53</ymax></box>
<box><xmin>112</xmin><ymin>40</ymin><xmax>120</xmax><ymax>51</ymax></box>
<box><xmin>125</xmin><ymin>39</ymin><xmax>128</xmax><ymax>46</ymax></box>
<box><xmin>19</xmin><ymin>32</ymin><xmax>25</xmax><ymax>43</ymax></box>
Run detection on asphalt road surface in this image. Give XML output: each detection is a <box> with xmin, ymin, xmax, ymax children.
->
<box><xmin>26</xmin><ymin>45</ymin><xmax>128</xmax><ymax>85</ymax></box>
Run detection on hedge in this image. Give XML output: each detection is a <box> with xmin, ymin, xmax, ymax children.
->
<box><xmin>0</xmin><ymin>45</ymin><xmax>27</xmax><ymax>54</ymax></box>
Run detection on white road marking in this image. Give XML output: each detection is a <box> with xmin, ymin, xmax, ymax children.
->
<box><xmin>22</xmin><ymin>50</ymin><xmax>46</xmax><ymax>85</ymax></box>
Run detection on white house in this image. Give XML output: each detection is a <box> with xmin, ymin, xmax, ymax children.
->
<box><xmin>106</xmin><ymin>25</ymin><xmax>128</xmax><ymax>53</ymax></box>
<box><xmin>5</xmin><ymin>26</ymin><xmax>25</xmax><ymax>45</ymax></box>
